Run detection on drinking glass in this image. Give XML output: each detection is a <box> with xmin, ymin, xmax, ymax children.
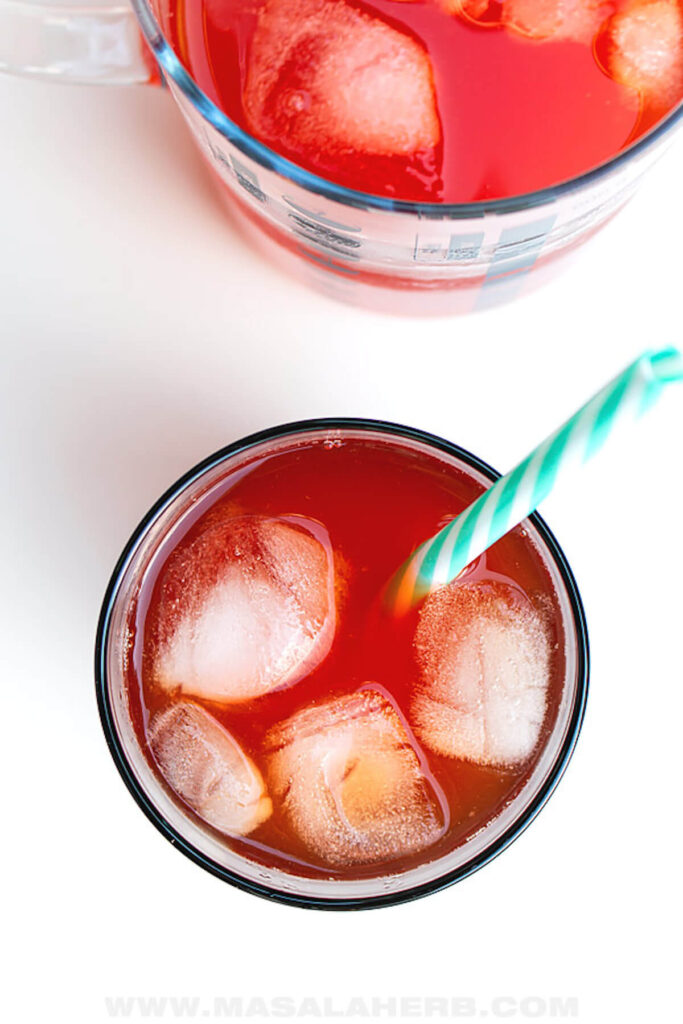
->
<box><xmin>95</xmin><ymin>418</ymin><xmax>589</xmax><ymax>909</ymax></box>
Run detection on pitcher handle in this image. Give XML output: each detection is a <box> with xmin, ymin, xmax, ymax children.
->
<box><xmin>0</xmin><ymin>0</ymin><xmax>157</xmax><ymax>84</ymax></box>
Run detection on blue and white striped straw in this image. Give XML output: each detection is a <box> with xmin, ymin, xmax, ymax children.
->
<box><xmin>388</xmin><ymin>348</ymin><xmax>682</xmax><ymax>615</ymax></box>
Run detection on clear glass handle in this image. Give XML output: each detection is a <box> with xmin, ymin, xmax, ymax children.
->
<box><xmin>0</xmin><ymin>0</ymin><xmax>155</xmax><ymax>84</ymax></box>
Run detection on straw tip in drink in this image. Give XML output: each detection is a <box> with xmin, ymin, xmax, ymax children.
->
<box><xmin>383</xmin><ymin>569</ymin><xmax>431</xmax><ymax>617</ymax></box>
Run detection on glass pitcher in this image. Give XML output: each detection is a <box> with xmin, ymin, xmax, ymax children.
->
<box><xmin>2</xmin><ymin>0</ymin><xmax>681</xmax><ymax>313</ymax></box>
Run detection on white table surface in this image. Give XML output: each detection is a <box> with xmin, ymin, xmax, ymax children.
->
<box><xmin>1</xmin><ymin>72</ymin><xmax>681</xmax><ymax>1024</ymax></box>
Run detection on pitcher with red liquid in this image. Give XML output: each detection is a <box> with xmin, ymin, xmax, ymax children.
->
<box><xmin>2</xmin><ymin>0</ymin><xmax>681</xmax><ymax>311</ymax></box>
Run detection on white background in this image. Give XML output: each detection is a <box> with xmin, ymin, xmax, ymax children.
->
<box><xmin>1</xmin><ymin>72</ymin><xmax>682</xmax><ymax>1024</ymax></box>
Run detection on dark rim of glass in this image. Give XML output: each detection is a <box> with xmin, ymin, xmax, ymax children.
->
<box><xmin>132</xmin><ymin>0</ymin><xmax>681</xmax><ymax>218</ymax></box>
<box><xmin>95</xmin><ymin>418</ymin><xmax>590</xmax><ymax>910</ymax></box>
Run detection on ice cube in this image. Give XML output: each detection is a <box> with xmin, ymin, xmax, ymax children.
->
<box><xmin>412</xmin><ymin>581</ymin><xmax>551</xmax><ymax>768</ymax></box>
<box><xmin>266</xmin><ymin>689</ymin><xmax>445</xmax><ymax>866</ymax></box>
<box><xmin>502</xmin><ymin>0</ymin><xmax>606</xmax><ymax>41</ymax></box>
<box><xmin>153</xmin><ymin>516</ymin><xmax>336</xmax><ymax>704</ymax></box>
<box><xmin>243</xmin><ymin>0</ymin><xmax>440</xmax><ymax>160</ymax></box>
<box><xmin>148</xmin><ymin>701</ymin><xmax>272</xmax><ymax>835</ymax></box>
<box><xmin>606</xmin><ymin>0</ymin><xmax>682</xmax><ymax>104</ymax></box>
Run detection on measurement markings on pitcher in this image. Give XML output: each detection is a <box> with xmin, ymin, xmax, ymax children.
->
<box><xmin>413</xmin><ymin>232</ymin><xmax>485</xmax><ymax>263</ymax></box>
<box><xmin>283</xmin><ymin>200</ymin><xmax>364</xmax><ymax>260</ymax></box>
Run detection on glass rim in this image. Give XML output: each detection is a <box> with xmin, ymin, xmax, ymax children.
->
<box><xmin>95</xmin><ymin>417</ymin><xmax>590</xmax><ymax>910</ymax></box>
<box><xmin>133</xmin><ymin>0</ymin><xmax>682</xmax><ymax>218</ymax></box>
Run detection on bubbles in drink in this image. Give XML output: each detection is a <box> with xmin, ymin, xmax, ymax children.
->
<box><xmin>242</xmin><ymin>0</ymin><xmax>441</xmax><ymax>160</ymax></box>
<box><xmin>149</xmin><ymin>701</ymin><xmax>272</xmax><ymax>835</ymax></box>
<box><xmin>412</xmin><ymin>581</ymin><xmax>552</xmax><ymax>768</ymax></box>
<box><xmin>265</xmin><ymin>689</ymin><xmax>446</xmax><ymax>866</ymax></box>
<box><xmin>605</xmin><ymin>0</ymin><xmax>682</xmax><ymax>105</ymax></box>
<box><xmin>153</xmin><ymin>515</ymin><xmax>336</xmax><ymax>704</ymax></box>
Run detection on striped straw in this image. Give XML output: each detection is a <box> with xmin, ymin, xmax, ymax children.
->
<box><xmin>388</xmin><ymin>347</ymin><xmax>682</xmax><ymax>615</ymax></box>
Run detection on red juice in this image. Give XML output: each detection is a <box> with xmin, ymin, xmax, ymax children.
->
<box><xmin>161</xmin><ymin>0</ymin><xmax>682</xmax><ymax>202</ymax></box>
<box><xmin>122</xmin><ymin>431</ymin><xmax>571</xmax><ymax>882</ymax></box>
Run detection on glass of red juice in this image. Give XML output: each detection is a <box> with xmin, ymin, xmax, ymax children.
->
<box><xmin>96</xmin><ymin>419</ymin><xmax>589</xmax><ymax>909</ymax></box>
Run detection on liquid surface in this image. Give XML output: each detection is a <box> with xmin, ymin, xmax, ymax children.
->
<box><xmin>162</xmin><ymin>0</ymin><xmax>682</xmax><ymax>201</ymax></box>
<box><xmin>124</xmin><ymin>435</ymin><xmax>569</xmax><ymax>881</ymax></box>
